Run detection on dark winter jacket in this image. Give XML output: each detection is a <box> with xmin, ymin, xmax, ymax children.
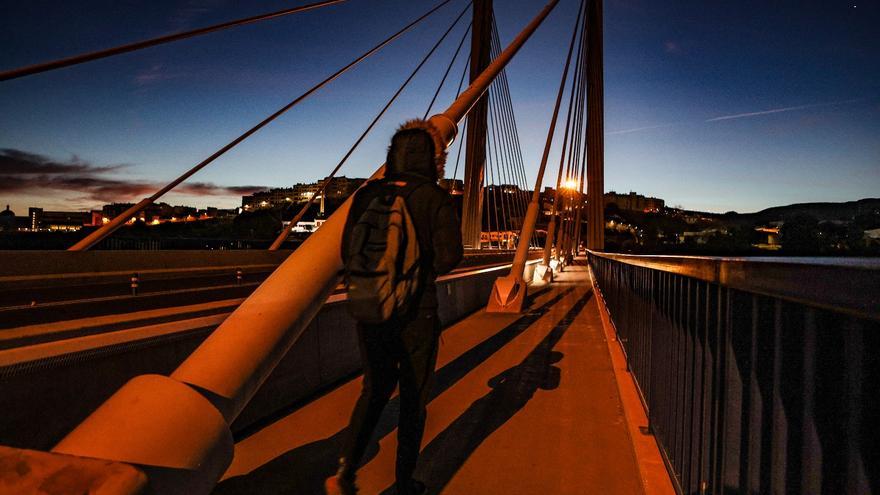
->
<box><xmin>342</xmin><ymin>123</ymin><xmax>463</xmax><ymax>312</ymax></box>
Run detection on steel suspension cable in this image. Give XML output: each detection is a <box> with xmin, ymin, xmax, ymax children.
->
<box><xmin>451</xmin><ymin>119</ymin><xmax>467</xmax><ymax>183</ymax></box>
<box><xmin>572</xmin><ymin>18</ymin><xmax>592</xmax><ymax>254</ymax></box>
<box><xmin>554</xmin><ymin>6</ymin><xmax>587</xmax><ymax>259</ymax></box>
<box><xmin>487</xmin><ymin>92</ymin><xmax>512</xmax><ymax>246</ymax></box>
<box><xmin>449</xmin><ymin>53</ymin><xmax>472</xmax><ymax>183</ymax></box>
<box><xmin>494</xmin><ymin>94</ymin><xmax>519</xmax><ymax>246</ymax></box>
<box><xmin>569</xmin><ymin>14</ymin><xmax>591</xmax><ymax>255</ymax></box>
<box><xmin>566</xmin><ymin>32</ymin><xmax>586</xmax><ymax>191</ymax></box>
<box><xmin>423</xmin><ymin>23</ymin><xmax>472</xmax><ymax>119</ymax></box>
<box><xmin>490</xmin><ymin>24</ymin><xmax>528</xmax><ymax>196</ymax></box>
<box><xmin>485</xmin><ymin>83</ymin><xmax>507</xmax><ymax>245</ymax></box>
<box><xmin>486</xmin><ymin>109</ymin><xmax>503</xmax><ymax>248</ymax></box>
<box><xmin>1</xmin><ymin>0</ymin><xmax>349</xmax><ymax>82</ymax></box>
<box><xmin>489</xmin><ymin>22</ymin><xmax>533</xmax><ymax>246</ymax></box>
<box><xmin>69</xmin><ymin>0</ymin><xmax>456</xmax><ymax>251</ymax></box>
<box><xmin>574</xmin><ymin>124</ymin><xmax>589</xmax><ymax>252</ymax></box>
<box><xmin>565</xmin><ymin>13</ymin><xmax>588</xmax><ymax>190</ymax></box>
<box><xmin>562</xmin><ymin>41</ymin><xmax>585</xmax><ymax>256</ymax></box>
<box><xmin>485</xmin><ymin>39</ymin><xmax>520</xmax><ymax>244</ymax></box>
<box><xmin>488</xmin><ymin>76</ymin><xmax>522</xmax><ymax>241</ymax></box>
<box><xmin>269</xmin><ymin>1</ymin><xmax>471</xmax><ymax>250</ymax></box>
<box><xmin>542</xmin><ymin>0</ymin><xmax>585</xmax><ymax>264</ymax></box>
<box><xmin>489</xmin><ymin>28</ymin><xmax>534</xmax><ymax>248</ymax></box>
<box><xmin>493</xmin><ymin>83</ymin><xmax>526</xmax><ymax>248</ymax></box>
<box><xmin>497</xmin><ymin>82</ymin><xmax>534</xmax><ymax>247</ymax></box>
<box><xmin>504</xmin><ymin>0</ymin><xmax>583</xmax><ymax>280</ymax></box>
<box><xmin>483</xmin><ymin>150</ymin><xmax>495</xmax><ymax>248</ymax></box>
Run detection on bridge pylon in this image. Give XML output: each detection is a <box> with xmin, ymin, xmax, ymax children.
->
<box><xmin>460</xmin><ymin>0</ymin><xmax>492</xmax><ymax>249</ymax></box>
<box><xmin>487</xmin><ymin>0</ymin><xmax>585</xmax><ymax>313</ymax></box>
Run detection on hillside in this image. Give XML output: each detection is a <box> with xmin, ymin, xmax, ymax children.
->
<box><xmin>724</xmin><ymin>198</ymin><xmax>880</xmax><ymax>223</ymax></box>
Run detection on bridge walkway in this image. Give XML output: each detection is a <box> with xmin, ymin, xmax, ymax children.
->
<box><xmin>213</xmin><ymin>263</ymin><xmax>652</xmax><ymax>495</ymax></box>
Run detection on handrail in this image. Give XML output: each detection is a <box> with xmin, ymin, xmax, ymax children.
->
<box><xmin>588</xmin><ymin>250</ymin><xmax>880</xmax><ymax>321</ymax></box>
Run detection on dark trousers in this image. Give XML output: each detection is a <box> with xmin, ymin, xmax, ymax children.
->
<box><xmin>340</xmin><ymin>310</ymin><xmax>440</xmax><ymax>488</ymax></box>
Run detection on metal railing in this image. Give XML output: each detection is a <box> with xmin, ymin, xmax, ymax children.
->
<box><xmin>588</xmin><ymin>251</ymin><xmax>879</xmax><ymax>495</ymax></box>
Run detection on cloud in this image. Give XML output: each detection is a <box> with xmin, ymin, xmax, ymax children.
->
<box><xmin>178</xmin><ymin>182</ymin><xmax>266</xmax><ymax>196</ymax></box>
<box><xmin>168</xmin><ymin>0</ymin><xmax>229</xmax><ymax>31</ymax></box>
<box><xmin>133</xmin><ymin>63</ymin><xmax>188</xmax><ymax>87</ymax></box>
<box><xmin>601</xmin><ymin>96</ymin><xmax>875</xmax><ymax>140</ymax></box>
<box><xmin>0</xmin><ymin>148</ymin><xmax>265</xmax><ymax>203</ymax></box>
<box><xmin>0</xmin><ymin>148</ymin><xmax>125</xmax><ymax>175</ymax></box>
<box><xmin>705</xmin><ymin>98</ymin><xmax>865</xmax><ymax>122</ymax></box>
<box><xmin>663</xmin><ymin>41</ymin><xmax>680</xmax><ymax>54</ymax></box>
<box><xmin>606</xmin><ymin>123</ymin><xmax>675</xmax><ymax>136</ymax></box>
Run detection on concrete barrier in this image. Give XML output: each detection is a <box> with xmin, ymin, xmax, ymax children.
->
<box><xmin>0</xmin><ymin>262</ymin><xmax>528</xmax><ymax>450</ymax></box>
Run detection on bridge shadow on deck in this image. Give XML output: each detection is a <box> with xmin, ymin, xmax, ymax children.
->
<box><xmin>214</xmin><ymin>286</ymin><xmax>581</xmax><ymax>495</ymax></box>
<box><xmin>381</xmin><ymin>290</ymin><xmax>592</xmax><ymax>495</ymax></box>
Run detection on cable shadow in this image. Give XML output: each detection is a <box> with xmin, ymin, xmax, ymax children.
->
<box><xmin>380</xmin><ymin>289</ymin><xmax>593</xmax><ymax>495</ymax></box>
<box><xmin>213</xmin><ymin>286</ymin><xmax>578</xmax><ymax>495</ymax></box>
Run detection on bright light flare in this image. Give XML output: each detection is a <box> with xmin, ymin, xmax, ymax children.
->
<box><xmin>563</xmin><ymin>179</ymin><xmax>578</xmax><ymax>190</ymax></box>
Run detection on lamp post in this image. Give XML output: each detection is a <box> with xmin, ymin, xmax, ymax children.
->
<box><xmin>556</xmin><ymin>179</ymin><xmax>578</xmax><ymax>270</ymax></box>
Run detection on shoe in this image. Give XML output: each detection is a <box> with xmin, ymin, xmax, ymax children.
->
<box><xmin>396</xmin><ymin>479</ymin><xmax>426</xmax><ymax>495</ymax></box>
<box><xmin>325</xmin><ymin>474</ymin><xmax>358</xmax><ymax>495</ymax></box>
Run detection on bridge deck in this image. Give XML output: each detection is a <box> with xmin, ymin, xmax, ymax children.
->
<box><xmin>213</xmin><ymin>263</ymin><xmax>650</xmax><ymax>494</ymax></box>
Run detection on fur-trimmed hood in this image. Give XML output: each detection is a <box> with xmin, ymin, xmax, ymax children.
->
<box><xmin>386</xmin><ymin>119</ymin><xmax>448</xmax><ymax>181</ymax></box>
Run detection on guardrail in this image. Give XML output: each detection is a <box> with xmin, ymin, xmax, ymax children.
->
<box><xmin>0</xmin><ymin>249</ymin><xmax>525</xmax><ymax>315</ymax></box>
<box><xmin>0</xmin><ymin>260</ymin><xmax>538</xmax><ymax>451</ymax></box>
<box><xmin>587</xmin><ymin>251</ymin><xmax>879</xmax><ymax>495</ymax></box>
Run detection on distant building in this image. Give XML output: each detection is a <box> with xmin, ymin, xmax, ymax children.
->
<box><xmin>864</xmin><ymin>228</ymin><xmax>880</xmax><ymax>248</ymax></box>
<box><xmin>101</xmin><ymin>203</ymin><xmax>136</xmax><ymax>220</ymax></box>
<box><xmin>87</xmin><ymin>210</ymin><xmax>104</xmax><ymax>227</ymax></box>
<box><xmin>204</xmin><ymin>207</ymin><xmax>238</xmax><ymax>219</ymax></box>
<box><xmin>321</xmin><ymin>176</ymin><xmax>366</xmax><ymax>200</ymax></box>
<box><xmin>242</xmin><ymin>188</ymin><xmax>300</xmax><ymax>210</ymax></box>
<box><xmin>97</xmin><ymin>202</ymin><xmax>231</xmax><ymax>226</ymax></box>
<box><xmin>753</xmin><ymin>226</ymin><xmax>781</xmax><ymax>250</ymax></box>
<box><xmin>28</xmin><ymin>207</ymin><xmax>88</xmax><ymax>231</ymax></box>
<box><xmin>679</xmin><ymin>227</ymin><xmax>728</xmax><ymax>244</ymax></box>
<box><xmin>0</xmin><ymin>205</ymin><xmax>17</xmax><ymax>231</ymax></box>
<box><xmin>604</xmin><ymin>191</ymin><xmax>665</xmax><ymax>212</ymax></box>
<box><xmin>241</xmin><ymin>176</ymin><xmax>367</xmax><ymax>210</ymax></box>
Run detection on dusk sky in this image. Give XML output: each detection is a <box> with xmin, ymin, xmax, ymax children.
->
<box><xmin>1</xmin><ymin>0</ymin><xmax>878</xmax><ymax>215</ymax></box>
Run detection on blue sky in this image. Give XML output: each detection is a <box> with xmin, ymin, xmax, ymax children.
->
<box><xmin>1</xmin><ymin>0</ymin><xmax>878</xmax><ymax>215</ymax></box>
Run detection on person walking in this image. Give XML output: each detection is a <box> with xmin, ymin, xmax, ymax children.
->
<box><xmin>326</xmin><ymin>119</ymin><xmax>463</xmax><ymax>495</ymax></box>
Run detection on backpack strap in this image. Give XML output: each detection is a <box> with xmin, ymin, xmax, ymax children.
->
<box><xmin>381</xmin><ymin>177</ymin><xmax>431</xmax><ymax>204</ymax></box>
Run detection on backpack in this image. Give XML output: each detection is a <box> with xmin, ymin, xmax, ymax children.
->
<box><xmin>345</xmin><ymin>180</ymin><xmax>422</xmax><ymax>323</ymax></box>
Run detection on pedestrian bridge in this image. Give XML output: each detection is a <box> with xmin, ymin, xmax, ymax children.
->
<box><xmin>213</xmin><ymin>262</ymin><xmax>667</xmax><ymax>495</ymax></box>
<box><xmin>1</xmin><ymin>0</ymin><xmax>877</xmax><ymax>493</ymax></box>
<box><xmin>2</xmin><ymin>253</ymin><xmax>876</xmax><ymax>494</ymax></box>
